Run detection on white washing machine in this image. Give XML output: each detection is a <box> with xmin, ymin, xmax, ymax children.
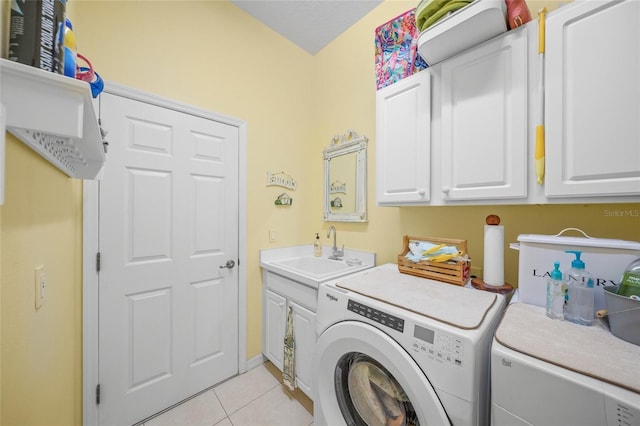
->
<box><xmin>491</xmin><ymin>302</ymin><xmax>640</xmax><ymax>426</ymax></box>
<box><xmin>312</xmin><ymin>264</ymin><xmax>506</xmax><ymax>426</ymax></box>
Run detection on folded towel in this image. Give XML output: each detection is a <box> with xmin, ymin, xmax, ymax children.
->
<box><xmin>406</xmin><ymin>240</ymin><xmax>463</xmax><ymax>262</ymax></box>
<box><xmin>416</xmin><ymin>0</ymin><xmax>474</xmax><ymax>32</ymax></box>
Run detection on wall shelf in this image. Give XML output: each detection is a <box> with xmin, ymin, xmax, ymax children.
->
<box><xmin>0</xmin><ymin>58</ymin><xmax>106</xmax><ymax>179</ymax></box>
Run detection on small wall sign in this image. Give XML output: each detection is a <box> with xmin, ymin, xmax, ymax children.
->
<box><xmin>275</xmin><ymin>193</ymin><xmax>293</xmax><ymax>206</ymax></box>
<box><xmin>267</xmin><ymin>171</ymin><xmax>297</xmax><ymax>190</ymax></box>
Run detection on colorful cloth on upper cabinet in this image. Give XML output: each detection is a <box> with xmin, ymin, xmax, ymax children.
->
<box><xmin>375</xmin><ymin>8</ymin><xmax>428</xmax><ymax>90</ymax></box>
<box><xmin>415</xmin><ymin>0</ymin><xmax>475</xmax><ymax>32</ymax></box>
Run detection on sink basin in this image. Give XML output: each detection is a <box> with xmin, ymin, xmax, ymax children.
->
<box><xmin>260</xmin><ymin>246</ymin><xmax>376</xmax><ymax>288</ymax></box>
<box><xmin>274</xmin><ymin>256</ymin><xmax>351</xmax><ymax>275</ymax></box>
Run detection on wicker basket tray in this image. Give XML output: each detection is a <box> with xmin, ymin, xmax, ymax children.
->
<box><xmin>397</xmin><ymin>235</ymin><xmax>470</xmax><ymax>286</ymax></box>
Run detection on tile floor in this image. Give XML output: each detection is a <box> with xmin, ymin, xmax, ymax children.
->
<box><xmin>142</xmin><ymin>362</ymin><xmax>314</xmax><ymax>426</ymax></box>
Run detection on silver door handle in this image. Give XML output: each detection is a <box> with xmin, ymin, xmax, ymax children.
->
<box><xmin>220</xmin><ymin>260</ymin><xmax>236</xmax><ymax>269</ymax></box>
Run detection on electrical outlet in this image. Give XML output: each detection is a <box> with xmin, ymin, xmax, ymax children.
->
<box><xmin>470</xmin><ymin>266</ymin><xmax>482</xmax><ymax>279</ymax></box>
<box><xmin>34</xmin><ymin>265</ymin><xmax>46</xmax><ymax>310</ymax></box>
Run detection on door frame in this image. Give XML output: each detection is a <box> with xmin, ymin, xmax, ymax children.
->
<box><xmin>82</xmin><ymin>82</ymin><xmax>248</xmax><ymax>426</ymax></box>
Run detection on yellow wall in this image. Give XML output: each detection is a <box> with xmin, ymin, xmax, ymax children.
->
<box><xmin>1</xmin><ymin>137</ymin><xmax>83</xmax><ymax>425</ymax></box>
<box><xmin>1</xmin><ymin>0</ymin><xmax>639</xmax><ymax>424</ymax></box>
<box><xmin>3</xmin><ymin>1</ymin><xmax>317</xmax><ymax>424</ymax></box>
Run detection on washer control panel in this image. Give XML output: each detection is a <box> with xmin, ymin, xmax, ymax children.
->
<box><xmin>347</xmin><ymin>299</ymin><xmax>404</xmax><ymax>332</ymax></box>
<box><xmin>412</xmin><ymin>324</ymin><xmax>464</xmax><ymax>367</ymax></box>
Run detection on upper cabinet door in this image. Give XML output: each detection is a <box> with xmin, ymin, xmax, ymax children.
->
<box><xmin>545</xmin><ymin>0</ymin><xmax>640</xmax><ymax>198</ymax></box>
<box><xmin>376</xmin><ymin>70</ymin><xmax>431</xmax><ymax>205</ymax></box>
<box><xmin>439</xmin><ymin>28</ymin><xmax>528</xmax><ymax>201</ymax></box>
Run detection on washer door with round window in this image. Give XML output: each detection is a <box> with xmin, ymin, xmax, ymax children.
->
<box><xmin>313</xmin><ymin>321</ymin><xmax>451</xmax><ymax>426</ymax></box>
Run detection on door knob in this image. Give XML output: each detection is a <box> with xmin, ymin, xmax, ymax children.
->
<box><xmin>220</xmin><ymin>260</ymin><xmax>236</xmax><ymax>269</ymax></box>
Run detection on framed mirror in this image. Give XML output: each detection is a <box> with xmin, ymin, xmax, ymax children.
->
<box><xmin>323</xmin><ymin>130</ymin><xmax>367</xmax><ymax>222</ymax></box>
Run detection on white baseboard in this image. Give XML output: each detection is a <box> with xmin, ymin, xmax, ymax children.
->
<box><xmin>245</xmin><ymin>353</ymin><xmax>266</xmax><ymax>371</ymax></box>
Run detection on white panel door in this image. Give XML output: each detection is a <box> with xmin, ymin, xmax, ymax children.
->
<box><xmin>376</xmin><ymin>70</ymin><xmax>431</xmax><ymax>204</ymax></box>
<box><xmin>98</xmin><ymin>92</ymin><xmax>239</xmax><ymax>425</ymax></box>
<box><xmin>545</xmin><ymin>0</ymin><xmax>640</xmax><ymax>197</ymax></box>
<box><xmin>440</xmin><ymin>28</ymin><xmax>528</xmax><ymax>201</ymax></box>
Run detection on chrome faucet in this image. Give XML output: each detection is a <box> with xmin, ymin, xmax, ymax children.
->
<box><xmin>327</xmin><ymin>226</ymin><xmax>344</xmax><ymax>260</ymax></box>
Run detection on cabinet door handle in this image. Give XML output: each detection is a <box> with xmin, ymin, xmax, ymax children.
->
<box><xmin>418</xmin><ymin>189</ymin><xmax>426</xmax><ymax>196</ymax></box>
<box><xmin>442</xmin><ymin>187</ymin><xmax>450</xmax><ymax>194</ymax></box>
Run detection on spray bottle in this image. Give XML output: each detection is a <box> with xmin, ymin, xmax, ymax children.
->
<box><xmin>546</xmin><ymin>261</ymin><xmax>565</xmax><ymax>320</ymax></box>
<box><xmin>564</xmin><ymin>250</ymin><xmax>594</xmax><ymax>326</ymax></box>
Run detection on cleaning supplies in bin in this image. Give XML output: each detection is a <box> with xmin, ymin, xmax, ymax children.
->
<box><xmin>564</xmin><ymin>250</ymin><xmax>595</xmax><ymax>326</ymax></box>
<box><xmin>405</xmin><ymin>240</ymin><xmax>466</xmax><ymax>263</ymax></box>
<box><xmin>618</xmin><ymin>257</ymin><xmax>640</xmax><ymax>298</ymax></box>
<box><xmin>597</xmin><ymin>257</ymin><xmax>640</xmax><ymax>346</ymax></box>
<box><xmin>601</xmin><ymin>285</ymin><xmax>640</xmax><ymax>346</ymax></box>
<box><xmin>546</xmin><ymin>261</ymin><xmax>565</xmax><ymax>320</ymax></box>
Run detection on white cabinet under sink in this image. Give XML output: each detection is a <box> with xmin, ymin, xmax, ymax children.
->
<box><xmin>259</xmin><ymin>245</ymin><xmax>376</xmax><ymax>400</ymax></box>
<box><xmin>262</xmin><ymin>271</ymin><xmax>317</xmax><ymax>398</ymax></box>
<box><xmin>288</xmin><ymin>300</ymin><xmax>315</xmax><ymax>395</ymax></box>
<box><xmin>264</xmin><ymin>288</ymin><xmax>287</xmax><ymax>370</ymax></box>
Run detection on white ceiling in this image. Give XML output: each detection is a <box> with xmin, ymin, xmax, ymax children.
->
<box><xmin>230</xmin><ymin>0</ymin><xmax>383</xmax><ymax>55</ymax></box>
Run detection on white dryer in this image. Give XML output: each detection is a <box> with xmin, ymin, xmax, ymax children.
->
<box><xmin>491</xmin><ymin>302</ymin><xmax>640</xmax><ymax>426</ymax></box>
<box><xmin>312</xmin><ymin>264</ymin><xmax>506</xmax><ymax>426</ymax></box>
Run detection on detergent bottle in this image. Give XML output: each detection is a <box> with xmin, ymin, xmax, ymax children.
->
<box><xmin>62</xmin><ymin>18</ymin><xmax>77</xmax><ymax>77</ymax></box>
<box><xmin>563</xmin><ymin>250</ymin><xmax>594</xmax><ymax>326</ymax></box>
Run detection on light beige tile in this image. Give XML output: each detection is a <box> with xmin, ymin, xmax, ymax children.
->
<box><xmin>145</xmin><ymin>390</ymin><xmax>226</xmax><ymax>426</ymax></box>
<box><xmin>214</xmin><ymin>418</ymin><xmax>233</xmax><ymax>426</ymax></box>
<box><xmin>229</xmin><ymin>386</ymin><xmax>314</xmax><ymax>426</ymax></box>
<box><xmin>214</xmin><ymin>364</ymin><xmax>280</xmax><ymax>414</ymax></box>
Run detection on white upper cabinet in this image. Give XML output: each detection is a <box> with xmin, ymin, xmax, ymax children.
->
<box><xmin>544</xmin><ymin>0</ymin><xmax>640</xmax><ymax>198</ymax></box>
<box><xmin>376</xmin><ymin>70</ymin><xmax>431</xmax><ymax>205</ymax></box>
<box><xmin>439</xmin><ymin>28</ymin><xmax>528</xmax><ymax>201</ymax></box>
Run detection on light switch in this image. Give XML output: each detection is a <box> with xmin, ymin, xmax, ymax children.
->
<box><xmin>34</xmin><ymin>265</ymin><xmax>45</xmax><ymax>310</ymax></box>
<box><xmin>269</xmin><ymin>229</ymin><xmax>277</xmax><ymax>242</ymax></box>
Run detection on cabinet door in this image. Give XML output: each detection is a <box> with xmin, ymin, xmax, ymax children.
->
<box><xmin>264</xmin><ymin>289</ymin><xmax>287</xmax><ymax>370</ymax></box>
<box><xmin>376</xmin><ymin>70</ymin><xmax>431</xmax><ymax>205</ymax></box>
<box><xmin>440</xmin><ymin>28</ymin><xmax>528</xmax><ymax>201</ymax></box>
<box><xmin>289</xmin><ymin>301</ymin><xmax>316</xmax><ymax>399</ymax></box>
<box><xmin>545</xmin><ymin>0</ymin><xmax>640</xmax><ymax>197</ymax></box>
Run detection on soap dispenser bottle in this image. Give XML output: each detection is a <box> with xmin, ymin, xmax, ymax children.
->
<box><xmin>546</xmin><ymin>261</ymin><xmax>565</xmax><ymax>320</ymax></box>
<box><xmin>564</xmin><ymin>250</ymin><xmax>595</xmax><ymax>326</ymax></box>
<box><xmin>314</xmin><ymin>233</ymin><xmax>322</xmax><ymax>257</ymax></box>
